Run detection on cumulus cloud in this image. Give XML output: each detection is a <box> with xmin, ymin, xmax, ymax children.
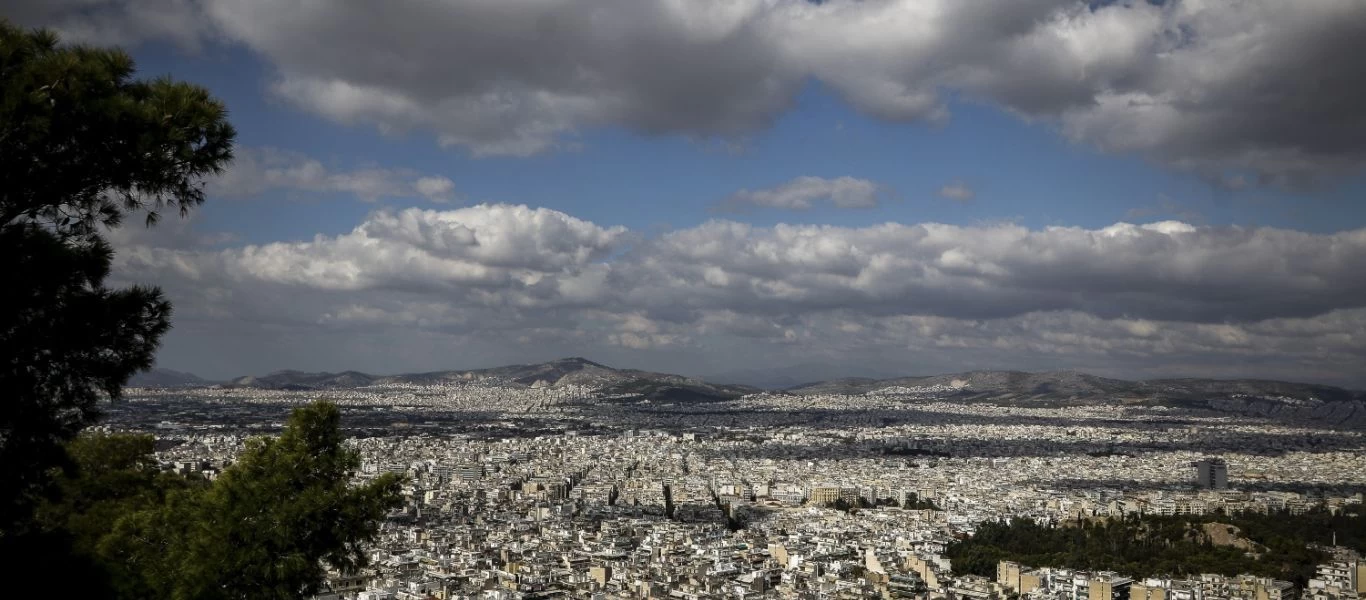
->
<box><xmin>120</xmin><ymin>204</ymin><xmax>624</xmax><ymax>295</ymax></box>
<box><xmin>938</xmin><ymin>182</ymin><xmax>975</xmax><ymax>202</ymax></box>
<box><xmin>774</xmin><ymin>0</ymin><xmax>1366</xmax><ymax>186</ymax></box>
<box><xmin>109</xmin><ymin>204</ymin><xmax>1366</xmax><ymax>384</ymax></box>
<box><xmin>212</xmin><ymin>0</ymin><xmax>797</xmax><ymax>157</ymax></box>
<box><xmin>629</xmin><ymin>219</ymin><xmax>1366</xmax><ymax>323</ymax></box>
<box><xmin>717</xmin><ymin>176</ymin><xmax>884</xmax><ymax>212</ymax></box>
<box><xmin>414</xmin><ymin>177</ymin><xmax>457</xmax><ymax>204</ymax></box>
<box><xmin>212</xmin><ymin>147</ymin><xmax>457</xmax><ymax>203</ymax></box>
<box><xmin>10</xmin><ymin>0</ymin><xmax>1364</xmax><ymax>183</ymax></box>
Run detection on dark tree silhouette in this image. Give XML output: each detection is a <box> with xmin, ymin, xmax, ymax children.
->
<box><xmin>0</xmin><ymin>20</ymin><xmax>235</xmax><ymax>532</ymax></box>
<box><xmin>1</xmin><ymin>22</ymin><xmax>406</xmax><ymax>600</ymax></box>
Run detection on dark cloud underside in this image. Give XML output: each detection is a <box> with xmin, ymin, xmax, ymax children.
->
<box><xmin>7</xmin><ymin>0</ymin><xmax>1366</xmax><ymax>184</ymax></box>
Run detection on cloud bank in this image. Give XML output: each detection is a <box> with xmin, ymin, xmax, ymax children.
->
<box><xmin>10</xmin><ymin>0</ymin><xmax>1366</xmax><ymax>184</ymax></box>
<box><xmin>112</xmin><ymin>205</ymin><xmax>1366</xmax><ymax>385</ymax></box>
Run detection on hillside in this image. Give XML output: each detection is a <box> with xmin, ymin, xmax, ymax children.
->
<box><xmin>181</xmin><ymin>360</ymin><xmax>1366</xmax><ymax>427</ymax></box>
<box><xmin>784</xmin><ymin>370</ymin><xmax>1366</xmax><ymax>427</ymax></box>
<box><xmin>223</xmin><ymin>357</ymin><xmax>757</xmax><ymax>402</ymax></box>
<box><xmin>127</xmin><ymin>368</ymin><xmax>212</xmax><ymax>387</ymax></box>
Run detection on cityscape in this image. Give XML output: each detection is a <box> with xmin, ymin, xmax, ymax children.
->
<box><xmin>5</xmin><ymin>1</ymin><xmax>1366</xmax><ymax>599</ymax></box>
<box><xmin>105</xmin><ymin>359</ymin><xmax>1366</xmax><ymax>600</ymax></box>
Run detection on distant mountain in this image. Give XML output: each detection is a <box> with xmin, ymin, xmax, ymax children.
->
<box><xmin>785</xmin><ymin>370</ymin><xmax>1136</xmax><ymax>397</ymax></box>
<box><xmin>213</xmin><ymin>360</ymin><xmax>1364</xmax><ymax>427</ymax></box>
<box><xmin>227</xmin><ymin>357</ymin><xmax>759</xmax><ymax>402</ymax></box>
<box><xmin>706</xmin><ymin>362</ymin><xmax>901</xmax><ymax>389</ymax></box>
<box><xmin>230</xmin><ymin>370</ymin><xmax>374</xmax><ymax>390</ymax></box>
<box><xmin>128</xmin><ymin>368</ymin><xmax>211</xmax><ymax>387</ymax></box>
<box><xmin>783</xmin><ymin>370</ymin><xmax>1363</xmax><ymax>401</ymax></box>
<box><xmin>783</xmin><ymin>370</ymin><xmax>1366</xmax><ymax>427</ymax></box>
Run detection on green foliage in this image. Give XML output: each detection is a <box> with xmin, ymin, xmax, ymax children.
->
<box><xmin>946</xmin><ymin>508</ymin><xmax>1365</xmax><ymax>589</ymax></box>
<box><xmin>902</xmin><ymin>492</ymin><xmax>940</xmax><ymax>511</ymax></box>
<box><xmin>98</xmin><ymin>402</ymin><xmax>405</xmax><ymax>600</ymax></box>
<box><xmin>0</xmin><ymin>432</ymin><xmax>196</xmax><ymax>597</ymax></box>
<box><xmin>37</xmin><ymin>433</ymin><xmax>200</xmax><ymax>556</ymax></box>
<box><xmin>3</xmin><ymin>403</ymin><xmax>403</xmax><ymax>599</ymax></box>
<box><xmin>0</xmin><ymin>20</ymin><xmax>235</xmax><ymax>234</ymax></box>
<box><xmin>1225</xmin><ymin>505</ymin><xmax>1366</xmax><ymax>553</ymax></box>
<box><xmin>0</xmin><ymin>22</ymin><xmax>403</xmax><ymax>599</ymax></box>
<box><xmin>828</xmin><ymin>494</ymin><xmax>939</xmax><ymax>512</ymax></box>
<box><xmin>0</xmin><ymin>18</ymin><xmax>235</xmax><ymax>533</ymax></box>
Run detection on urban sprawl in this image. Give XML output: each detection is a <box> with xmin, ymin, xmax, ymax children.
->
<box><xmin>105</xmin><ymin>381</ymin><xmax>1366</xmax><ymax>600</ymax></box>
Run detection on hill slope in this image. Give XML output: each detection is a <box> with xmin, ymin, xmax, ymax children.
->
<box><xmin>227</xmin><ymin>357</ymin><xmax>757</xmax><ymax>401</ymax></box>
<box><xmin>128</xmin><ymin>368</ymin><xmax>211</xmax><ymax>387</ymax></box>
<box><xmin>211</xmin><ymin>360</ymin><xmax>1362</xmax><ymax>427</ymax></box>
<box><xmin>784</xmin><ymin>370</ymin><xmax>1366</xmax><ymax>427</ymax></box>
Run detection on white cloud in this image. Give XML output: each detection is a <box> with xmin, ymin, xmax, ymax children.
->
<box><xmin>938</xmin><ymin>182</ymin><xmax>974</xmax><ymax>202</ymax></box>
<box><xmin>209</xmin><ymin>0</ymin><xmax>797</xmax><ymax>157</ymax></box>
<box><xmin>630</xmin><ymin>219</ymin><xmax>1366</xmax><ymax>324</ymax></box>
<box><xmin>211</xmin><ymin>147</ymin><xmax>457</xmax><ymax>202</ymax></box>
<box><xmin>414</xmin><ymin>177</ymin><xmax>457</xmax><ymax>203</ymax></box>
<box><xmin>121</xmin><ymin>210</ymin><xmax>1366</xmax><ymax>323</ymax></box>
<box><xmin>110</xmin><ymin>205</ymin><xmax>1366</xmax><ymax>384</ymax></box>
<box><xmin>718</xmin><ymin>176</ymin><xmax>884</xmax><ymax>212</ymax></box>
<box><xmin>13</xmin><ymin>0</ymin><xmax>1363</xmax><ymax>183</ymax></box>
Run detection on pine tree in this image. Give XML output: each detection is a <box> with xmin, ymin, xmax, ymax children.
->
<box><xmin>98</xmin><ymin>402</ymin><xmax>405</xmax><ymax>600</ymax></box>
<box><xmin>1</xmin><ymin>24</ymin><xmax>404</xmax><ymax>599</ymax></box>
<box><xmin>0</xmin><ymin>18</ymin><xmax>235</xmax><ymax>533</ymax></box>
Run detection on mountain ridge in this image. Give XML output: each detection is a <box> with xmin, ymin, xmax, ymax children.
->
<box><xmin>781</xmin><ymin>369</ymin><xmax>1366</xmax><ymax>427</ymax></box>
<box><xmin>221</xmin><ymin>357</ymin><xmax>759</xmax><ymax>402</ymax></box>
<box><xmin>130</xmin><ymin>359</ymin><xmax>1365</xmax><ymax>427</ymax></box>
<box><xmin>139</xmin><ymin>360</ymin><xmax>1366</xmax><ymax>399</ymax></box>
<box><xmin>127</xmin><ymin>368</ymin><xmax>212</xmax><ymax>388</ymax></box>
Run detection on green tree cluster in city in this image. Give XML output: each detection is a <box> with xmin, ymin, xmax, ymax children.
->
<box><xmin>946</xmin><ymin>508</ymin><xmax>1365</xmax><ymax>589</ymax></box>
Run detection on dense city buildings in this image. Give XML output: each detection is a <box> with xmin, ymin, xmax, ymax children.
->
<box><xmin>103</xmin><ymin>380</ymin><xmax>1366</xmax><ymax>600</ymax></box>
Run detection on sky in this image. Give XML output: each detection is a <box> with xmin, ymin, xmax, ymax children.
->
<box><xmin>7</xmin><ymin>0</ymin><xmax>1366</xmax><ymax>386</ymax></box>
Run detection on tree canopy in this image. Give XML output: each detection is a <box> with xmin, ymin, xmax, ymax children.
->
<box><xmin>945</xmin><ymin>508</ymin><xmax>1365</xmax><ymax>589</ymax></box>
<box><xmin>99</xmin><ymin>402</ymin><xmax>405</xmax><ymax>600</ymax></box>
<box><xmin>0</xmin><ymin>18</ymin><xmax>234</xmax><ymax>532</ymax></box>
<box><xmin>0</xmin><ymin>21</ymin><xmax>404</xmax><ymax>599</ymax></box>
<box><xmin>11</xmin><ymin>403</ymin><xmax>403</xmax><ymax>599</ymax></box>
